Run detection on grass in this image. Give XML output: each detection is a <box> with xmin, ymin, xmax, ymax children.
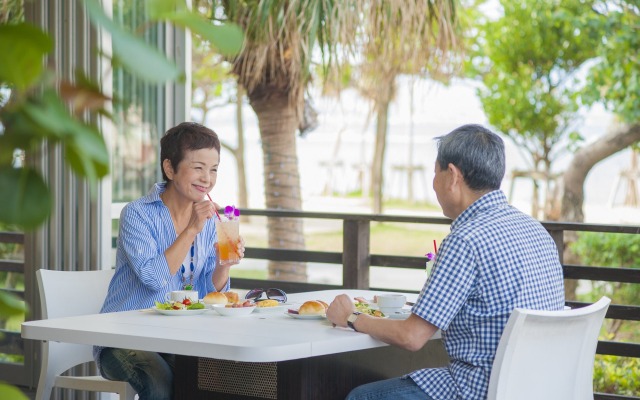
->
<box><xmin>234</xmin><ymin>217</ymin><xmax>447</xmax><ymax>281</ymax></box>
<box><xmin>242</xmin><ymin>222</ymin><xmax>446</xmax><ymax>257</ymax></box>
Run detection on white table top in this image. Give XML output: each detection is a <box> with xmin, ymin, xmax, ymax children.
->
<box><xmin>22</xmin><ymin>289</ymin><xmax>430</xmax><ymax>363</ymax></box>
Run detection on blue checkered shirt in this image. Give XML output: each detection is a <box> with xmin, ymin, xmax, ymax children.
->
<box><xmin>409</xmin><ymin>190</ymin><xmax>565</xmax><ymax>399</ymax></box>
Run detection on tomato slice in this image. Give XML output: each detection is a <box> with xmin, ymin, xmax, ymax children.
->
<box><xmin>182</xmin><ymin>298</ymin><xmax>192</xmax><ymax>306</ymax></box>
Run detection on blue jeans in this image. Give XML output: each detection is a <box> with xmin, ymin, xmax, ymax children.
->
<box><xmin>99</xmin><ymin>347</ymin><xmax>175</xmax><ymax>400</ymax></box>
<box><xmin>346</xmin><ymin>376</ymin><xmax>435</xmax><ymax>400</ymax></box>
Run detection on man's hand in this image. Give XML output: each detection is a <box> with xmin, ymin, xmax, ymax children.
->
<box><xmin>327</xmin><ymin>294</ymin><xmax>356</xmax><ymax>328</ymax></box>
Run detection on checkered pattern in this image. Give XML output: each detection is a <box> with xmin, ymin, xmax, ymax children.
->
<box><xmin>409</xmin><ymin>190</ymin><xmax>565</xmax><ymax>400</ymax></box>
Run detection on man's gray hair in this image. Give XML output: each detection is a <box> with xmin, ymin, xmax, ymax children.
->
<box><xmin>436</xmin><ymin>124</ymin><xmax>505</xmax><ymax>191</ymax></box>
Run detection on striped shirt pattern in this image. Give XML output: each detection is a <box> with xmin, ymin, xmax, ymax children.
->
<box><xmin>409</xmin><ymin>190</ymin><xmax>565</xmax><ymax>400</ymax></box>
<box><xmin>93</xmin><ymin>182</ymin><xmax>228</xmax><ymax>368</ymax></box>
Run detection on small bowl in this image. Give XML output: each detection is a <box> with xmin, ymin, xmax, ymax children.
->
<box><xmin>212</xmin><ymin>304</ymin><xmax>256</xmax><ymax>317</ymax></box>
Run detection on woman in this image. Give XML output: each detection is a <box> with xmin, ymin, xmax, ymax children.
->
<box><xmin>94</xmin><ymin>122</ymin><xmax>244</xmax><ymax>400</ymax></box>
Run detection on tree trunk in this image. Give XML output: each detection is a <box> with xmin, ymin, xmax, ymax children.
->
<box><xmin>249</xmin><ymin>90</ymin><xmax>307</xmax><ymax>282</ymax></box>
<box><xmin>561</xmin><ymin>122</ymin><xmax>640</xmax><ymax>223</ymax></box>
<box><xmin>371</xmin><ymin>100</ymin><xmax>389</xmax><ymax>214</ymax></box>
<box><xmin>235</xmin><ymin>85</ymin><xmax>249</xmax><ymax>212</ymax></box>
<box><xmin>561</xmin><ymin>122</ymin><xmax>640</xmax><ymax>300</ymax></box>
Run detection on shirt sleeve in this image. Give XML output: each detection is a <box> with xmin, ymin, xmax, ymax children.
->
<box><xmin>119</xmin><ymin>204</ymin><xmax>172</xmax><ymax>290</ymax></box>
<box><xmin>412</xmin><ymin>234</ymin><xmax>478</xmax><ymax>331</ymax></box>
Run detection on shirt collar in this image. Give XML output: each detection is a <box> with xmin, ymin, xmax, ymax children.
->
<box><xmin>450</xmin><ymin>190</ymin><xmax>508</xmax><ymax>231</ymax></box>
<box><xmin>142</xmin><ymin>182</ymin><xmax>167</xmax><ymax>204</ymax></box>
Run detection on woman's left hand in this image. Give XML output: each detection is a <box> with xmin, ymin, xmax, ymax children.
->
<box><xmin>215</xmin><ymin>236</ymin><xmax>245</xmax><ymax>267</ymax></box>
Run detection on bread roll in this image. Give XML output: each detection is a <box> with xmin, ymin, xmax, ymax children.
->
<box><xmin>203</xmin><ymin>291</ymin><xmax>228</xmax><ymax>305</ymax></box>
<box><xmin>298</xmin><ymin>300</ymin><xmax>326</xmax><ymax>316</ymax></box>
<box><xmin>316</xmin><ymin>300</ymin><xmax>329</xmax><ymax>310</ymax></box>
<box><xmin>224</xmin><ymin>291</ymin><xmax>239</xmax><ymax>304</ymax></box>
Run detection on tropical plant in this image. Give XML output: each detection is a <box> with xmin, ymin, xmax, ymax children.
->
<box><xmin>572</xmin><ymin>231</ymin><xmax>640</xmax><ymax>396</ymax></box>
<box><xmin>469</xmin><ymin>0</ymin><xmax>601</xmax><ymax>219</ymax></box>
<box><xmin>203</xmin><ymin>0</ymin><xmax>461</xmax><ymax>280</ymax></box>
<box><xmin>191</xmin><ymin>33</ymin><xmax>250</xmax><ymax>210</ymax></box>
<box><xmin>593</xmin><ymin>355</ymin><xmax>640</xmax><ymax>396</ymax></box>
<box><xmin>352</xmin><ymin>1</ymin><xmax>460</xmax><ymax>214</ymax></box>
<box><xmin>0</xmin><ymin>0</ymin><xmax>242</xmax><ymax>393</ymax></box>
<box><xmin>0</xmin><ymin>0</ymin><xmax>242</xmax><ymax>230</ymax></box>
<box><xmin>571</xmin><ymin>232</ymin><xmax>640</xmax><ymax>337</ymax></box>
<box><xmin>561</xmin><ymin>0</ymin><xmax>640</xmax><ymax>223</ymax></box>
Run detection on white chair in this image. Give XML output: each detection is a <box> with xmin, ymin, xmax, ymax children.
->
<box><xmin>488</xmin><ymin>296</ymin><xmax>611</xmax><ymax>400</ymax></box>
<box><xmin>36</xmin><ymin>269</ymin><xmax>136</xmax><ymax>400</ymax></box>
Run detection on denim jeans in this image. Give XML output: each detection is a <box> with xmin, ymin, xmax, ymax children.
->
<box><xmin>345</xmin><ymin>376</ymin><xmax>436</xmax><ymax>400</ymax></box>
<box><xmin>99</xmin><ymin>347</ymin><xmax>175</xmax><ymax>400</ymax></box>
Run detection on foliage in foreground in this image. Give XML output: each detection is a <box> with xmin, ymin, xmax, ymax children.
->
<box><xmin>594</xmin><ymin>355</ymin><xmax>640</xmax><ymax>396</ymax></box>
<box><xmin>572</xmin><ymin>231</ymin><xmax>640</xmax><ymax>395</ymax></box>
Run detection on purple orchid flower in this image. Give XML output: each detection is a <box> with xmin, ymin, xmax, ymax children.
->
<box><xmin>224</xmin><ymin>205</ymin><xmax>240</xmax><ymax>220</ymax></box>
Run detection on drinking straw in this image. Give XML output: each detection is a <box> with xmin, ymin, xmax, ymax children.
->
<box><xmin>206</xmin><ymin>193</ymin><xmax>222</xmax><ymax>220</ymax></box>
<box><xmin>433</xmin><ymin>239</ymin><xmax>438</xmax><ymax>254</ymax></box>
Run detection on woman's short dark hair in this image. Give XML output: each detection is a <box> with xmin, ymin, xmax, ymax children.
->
<box><xmin>436</xmin><ymin>124</ymin><xmax>505</xmax><ymax>191</ymax></box>
<box><xmin>160</xmin><ymin>122</ymin><xmax>221</xmax><ymax>182</ymax></box>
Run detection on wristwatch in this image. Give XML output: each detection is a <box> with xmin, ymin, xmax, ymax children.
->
<box><xmin>347</xmin><ymin>311</ymin><xmax>362</xmax><ymax>332</ymax></box>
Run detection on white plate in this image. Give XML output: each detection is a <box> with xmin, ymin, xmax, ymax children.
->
<box><xmin>152</xmin><ymin>307</ymin><xmax>208</xmax><ymax>316</ymax></box>
<box><xmin>212</xmin><ymin>304</ymin><xmax>256</xmax><ymax>317</ymax></box>
<box><xmin>285</xmin><ymin>311</ymin><xmax>326</xmax><ymax>320</ymax></box>
<box><xmin>254</xmin><ymin>303</ymin><xmax>291</xmax><ymax>313</ymax></box>
<box><xmin>386</xmin><ymin>310</ymin><xmax>411</xmax><ymax>320</ymax></box>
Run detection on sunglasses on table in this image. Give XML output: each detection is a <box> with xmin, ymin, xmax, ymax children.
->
<box><xmin>245</xmin><ymin>288</ymin><xmax>288</xmax><ymax>303</ymax></box>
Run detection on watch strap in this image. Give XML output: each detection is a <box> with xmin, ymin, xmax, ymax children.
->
<box><xmin>347</xmin><ymin>311</ymin><xmax>362</xmax><ymax>332</ymax></box>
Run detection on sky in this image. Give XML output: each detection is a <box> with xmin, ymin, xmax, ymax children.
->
<box><xmin>197</xmin><ymin>76</ymin><xmax>639</xmax><ymax>224</ymax></box>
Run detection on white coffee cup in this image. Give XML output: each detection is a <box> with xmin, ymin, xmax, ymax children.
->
<box><xmin>165</xmin><ymin>290</ymin><xmax>199</xmax><ymax>303</ymax></box>
<box><xmin>376</xmin><ymin>294</ymin><xmax>407</xmax><ymax>314</ymax></box>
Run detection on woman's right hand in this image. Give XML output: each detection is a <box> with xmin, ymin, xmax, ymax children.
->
<box><xmin>187</xmin><ymin>199</ymin><xmax>216</xmax><ymax>234</ymax></box>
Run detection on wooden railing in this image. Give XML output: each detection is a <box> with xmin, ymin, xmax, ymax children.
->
<box><xmin>233</xmin><ymin>209</ymin><xmax>640</xmax><ymax>400</ymax></box>
<box><xmin>2</xmin><ymin>208</ymin><xmax>640</xmax><ymax>398</ymax></box>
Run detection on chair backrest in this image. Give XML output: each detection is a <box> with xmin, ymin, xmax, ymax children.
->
<box><xmin>37</xmin><ymin>269</ymin><xmax>114</xmax><ymax>319</ymax></box>
<box><xmin>487</xmin><ymin>296</ymin><xmax>611</xmax><ymax>400</ymax></box>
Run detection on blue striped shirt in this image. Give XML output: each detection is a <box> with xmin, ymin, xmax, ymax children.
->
<box><xmin>409</xmin><ymin>190</ymin><xmax>565</xmax><ymax>400</ymax></box>
<box><xmin>93</xmin><ymin>182</ymin><xmax>228</xmax><ymax>368</ymax></box>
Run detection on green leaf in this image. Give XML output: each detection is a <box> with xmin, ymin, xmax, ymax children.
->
<box><xmin>0</xmin><ymin>23</ymin><xmax>52</xmax><ymax>89</ymax></box>
<box><xmin>83</xmin><ymin>0</ymin><xmax>181</xmax><ymax>83</ymax></box>
<box><xmin>146</xmin><ymin>0</ymin><xmax>187</xmax><ymax>20</ymax></box>
<box><xmin>0</xmin><ymin>167</ymin><xmax>52</xmax><ymax>230</ymax></box>
<box><xmin>64</xmin><ymin>121</ymin><xmax>110</xmax><ymax>187</ymax></box>
<box><xmin>166</xmin><ymin>12</ymin><xmax>243</xmax><ymax>57</ymax></box>
<box><xmin>20</xmin><ymin>90</ymin><xmax>80</xmax><ymax>139</ymax></box>
<box><xmin>0</xmin><ymin>383</ymin><xmax>28</xmax><ymax>400</ymax></box>
<box><xmin>0</xmin><ymin>291</ymin><xmax>28</xmax><ymax>318</ymax></box>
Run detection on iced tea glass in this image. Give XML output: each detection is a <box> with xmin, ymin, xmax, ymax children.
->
<box><xmin>215</xmin><ymin>218</ymin><xmax>240</xmax><ymax>265</ymax></box>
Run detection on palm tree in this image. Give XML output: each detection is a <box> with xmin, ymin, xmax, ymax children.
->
<box><xmin>214</xmin><ymin>0</ymin><xmax>460</xmax><ymax>281</ymax></box>
<box><xmin>354</xmin><ymin>1</ymin><xmax>459</xmax><ymax>213</ymax></box>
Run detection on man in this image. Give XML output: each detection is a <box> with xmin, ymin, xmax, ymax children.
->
<box><xmin>327</xmin><ymin>124</ymin><xmax>565</xmax><ymax>400</ymax></box>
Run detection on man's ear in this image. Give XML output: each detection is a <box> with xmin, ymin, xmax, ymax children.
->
<box><xmin>162</xmin><ymin>159</ymin><xmax>174</xmax><ymax>181</ymax></box>
<box><xmin>448</xmin><ymin>163</ymin><xmax>463</xmax><ymax>187</ymax></box>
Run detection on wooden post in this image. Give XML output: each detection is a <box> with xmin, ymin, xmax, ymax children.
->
<box><xmin>548</xmin><ymin>229</ymin><xmax>564</xmax><ymax>264</ymax></box>
<box><xmin>343</xmin><ymin>220</ymin><xmax>370</xmax><ymax>289</ymax></box>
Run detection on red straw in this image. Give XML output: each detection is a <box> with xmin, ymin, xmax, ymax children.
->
<box><xmin>433</xmin><ymin>240</ymin><xmax>438</xmax><ymax>254</ymax></box>
<box><xmin>207</xmin><ymin>193</ymin><xmax>222</xmax><ymax>220</ymax></box>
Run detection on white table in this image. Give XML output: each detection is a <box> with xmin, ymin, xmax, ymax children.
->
<box><xmin>22</xmin><ymin>289</ymin><xmax>447</xmax><ymax>400</ymax></box>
